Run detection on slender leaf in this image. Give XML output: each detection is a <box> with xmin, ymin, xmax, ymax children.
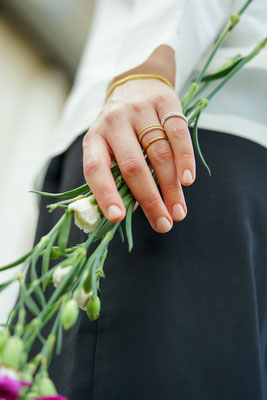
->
<box><xmin>30</xmin><ymin>251</ymin><xmax>46</xmax><ymax>307</ymax></box>
<box><xmin>24</xmin><ymin>293</ymin><xmax>40</xmax><ymax>316</ymax></box>
<box><xmin>118</xmin><ymin>225</ymin><xmax>124</xmax><ymax>243</ymax></box>
<box><xmin>29</xmin><ymin>183</ymin><xmax>90</xmax><ymax>198</ymax></box>
<box><xmin>193</xmin><ymin>114</ymin><xmax>211</xmax><ymax>176</ymax></box>
<box><xmin>202</xmin><ymin>57</ymin><xmax>243</xmax><ymax>82</ymax></box>
<box><xmin>56</xmin><ymin>309</ymin><xmax>63</xmax><ymax>355</ymax></box>
<box><xmin>0</xmin><ymin>279</ymin><xmax>14</xmax><ymax>293</ymax></box>
<box><xmin>125</xmin><ymin>200</ymin><xmax>135</xmax><ymax>252</ymax></box>
<box><xmin>41</xmin><ymin>232</ymin><xmax>58</xmax><ymax>289</ymax></box>
<box><xmin>58</xmin><ymin>212</ymin><xmax>72</xmax><ymax>254</ymax></box>
<box><xmin>0</xmin><ymin>250</ymin><xmax>33</xmax><ymax>272</ymax></box>
<box><xmin>93</xmin><ymin>219</ymin><xmax>114</xmax><ymax>242</ymax></box>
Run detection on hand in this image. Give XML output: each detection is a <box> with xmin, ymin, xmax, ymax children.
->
<box><xmin>83</xmin><ymin>78</ymin><xmax>196</xmax><ymax>233</ymax></box>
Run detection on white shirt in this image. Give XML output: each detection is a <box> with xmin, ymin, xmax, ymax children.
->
<box><xmin>48</xmin><ymin>0</ymin><xmax>267</xmax><ymax>162</ymax></box>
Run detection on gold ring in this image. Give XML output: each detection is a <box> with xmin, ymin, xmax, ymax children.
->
<box><xmin>143</xmin><ymin>136</ymin><xmax>168</xmax><ymax>152</ymax></box>
<box><xmin>138</xmin><ymin>124</ymin><xmax>164</xmax><ymax>142</ymax></box>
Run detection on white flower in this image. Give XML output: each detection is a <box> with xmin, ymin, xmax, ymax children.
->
<box><xmin>76</xmin><ymin>288</ymin><xmax>93</xmax><ymax>311</ymax></box>
<box><xmin>68</xmin><ymin>196</ymin><xmax>101</xmax><ymax>234</ymax></box>
<box><xmin>0</xmin><ymin>366</ymin><xmax>18</xmax><ymax>379</ymax></box>
<box><xmin>53</xmin><ymin>265</ymin><xmax>72</xmax><ymax>288</ymax></box>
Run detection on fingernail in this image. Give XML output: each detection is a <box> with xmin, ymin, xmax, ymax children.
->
<box><xmin>107</xmin><ymin>205</ymin><xmax>122</xmax><ymax>220</ymax></box>
<box><xmin>183</xmin><ymin>169</ymin><xmax>193</xmax><ymax>184</ymax></box>
<box><xmin>156</xmin><ymin>217</ymin><xmax>172</xmax><ymax>233</ymax></box>
<box><xmin>172</xmin><ymin>204</ymin><xmax>186</xmax><ymax>220</ymax></box>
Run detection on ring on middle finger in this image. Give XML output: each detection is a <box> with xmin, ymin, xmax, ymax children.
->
<box><xmin>138</xmin><ymin>124</ymin><xmax>165</xmax><ymax>142</ymax></box>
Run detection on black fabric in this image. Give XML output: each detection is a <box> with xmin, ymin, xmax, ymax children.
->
<box><xmin>32</xmin><ymin>129</ymin><xmax>267</xmax><ymax>400</ymax></box>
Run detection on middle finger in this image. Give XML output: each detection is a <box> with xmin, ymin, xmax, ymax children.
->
<box><xmin>134</xmin><ymin>110</ymin><xmax>187</xmax><ymax>221</ymax></box>
<box><xmin>105</xmin><ymin>113</ymin><xmax>173</xmax><ymax>233</ymax></box>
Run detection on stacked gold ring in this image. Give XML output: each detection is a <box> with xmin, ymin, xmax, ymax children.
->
<box><xmin>138</xmin><ymin>124</ymin><xmax>165</xmax><ymax>142</ymax></box>
<box><xmin>143</xmin><ymin>136</ymin><xmax>168</xmax><ymax>152</ymax></box>
<box><xmin>138</xmin><ymin>124</ymin><xmax>168</xmax><ymax>152</ymax></box>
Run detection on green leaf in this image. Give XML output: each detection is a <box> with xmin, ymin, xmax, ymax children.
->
<box><xmin>41</xmin><ymin>233</ymin><xmax>58</xmax><ymax>290</ymax></box>
<box><xmin>0</xmin><ymin>279</ymin><xmax>14</xmax><ymax>293</ymax></box>
<box><xmin>30</xmin><ymin>250</ymin><xmax>46</xmax><ymax>307</ymax></box>
<box><xmin>23</xmin><ymin>293</ymin><xmax>40</xmax><ymax>316</ymax></box>
<box><xmin>202</xmin><ymin>57</ymin><xmax>243</xmax><ymax>82</ymax></box>
<box><xmin>29</xmin><ymin>183</ymin><xmax>90</xmax><ymax>198</ymax></box>
<box><xmin>93</xmin><ymin>220</ymin><xmax>114</xmax><ymax>242</ymax></box>
<box><xmin>193</xmin><ymin>114</ymin><xmax>211</xmax><ymax>176</ymax></box>
<box><xmin>56</xmin><ymin>309</ymin><xmax>63</xmax><ymax>355</ymax></box>
<box><xmin>58</xmin><ymin>212</ymin><xmax>72</xmax><ymax>254</ymax></box>
<box><xmin>118</xmin><ymin>225</ymin><xmax>124</xmax><ymax>243</ymax></box>
<box><xmin>125</xmin><ymin>200</ymin><xmax>135</xmax><ymax>252</ymax></box>
<box><xmin>0</xmin><ymin>250</ymin><xmax>33</xmax><ymax>272</ymax></box>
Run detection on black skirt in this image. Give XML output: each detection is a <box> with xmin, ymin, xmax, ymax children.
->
<box><xmin>32</xmin><ymin>129</ymin><xmax>267</xmax><ymax>400</ymax></box>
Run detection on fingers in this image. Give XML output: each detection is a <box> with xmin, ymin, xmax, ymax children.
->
<box><xmin>156</xmin><ymin>95</ymin><xmax>196</xmax><ymax>186</ymax></box>
<box><xmin>105</xmin><ymin>113</ymin><xmax>173</xmax><ymax>233</ymax></box>
<box><xmin>134</xmin><ymin>109</ymin><xmax>187</xmax><ymax>222</ymax></box>
<box><xmin>83</xmin><ymin>132</ymin><xmax>126</xmax><ymax>222</ymax></box>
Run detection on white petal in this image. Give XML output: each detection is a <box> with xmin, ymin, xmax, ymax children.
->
<box><xmin>76</xmin><ymin>288</ymin><xmax>93</xmax><ymax>311</ymax></box>
<box><xmin>0</xmin><ymin>367</ymin><xmax>18</xmax><ymax>379</ymax></box>
<box><xmin>68</xmin><ymin>197</ymin><xmax>101</xmax><ymax>234</ymax></box>
<box><xmin>53</xmin><ymin>265</ymin><xmax>72</xmax><ymax>288</ymax></box>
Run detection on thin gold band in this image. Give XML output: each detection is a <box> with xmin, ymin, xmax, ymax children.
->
<box><xmin>144</xmin><ymin>136</ymin><xmax>168</xmax><ymax>152</ymax></box>
<box><xmin>138</xmin><ymin>125</ymin><xmax>164</xmax><ymax>142</ymax></box>
<box><xmin>106</xmin><ymin>74</ymin><xmax>173</xmax><ymax>101</ymax></box>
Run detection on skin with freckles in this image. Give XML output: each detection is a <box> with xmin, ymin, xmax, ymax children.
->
<box><xmin>82</xmin><ymin>45</ymin><xmax>196</xmax><ymax>233</ymax></box>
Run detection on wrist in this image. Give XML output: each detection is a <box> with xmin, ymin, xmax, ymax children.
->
<box><xmin>110</xmin><ymin>45</ymin><xmax>176</xmax><ymax>87</ymax></box>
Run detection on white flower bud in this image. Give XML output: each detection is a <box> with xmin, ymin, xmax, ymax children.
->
<box><xmin>68</xmin><ymin>196</ymin><xmax>101</xmax><ymax>234</ymax></box>
<box><xmin>52</xmin><ymin>265</ymin><xmax>72</xmax><ymax>288</ymax></box>
<box><xmin>0</xmin><ymin>366</ymin><xmax>18</xmax><ymax>380</ymax></box>
<box><xmin>76</xmin><ymin>288</ymin><xmax>93</xmax><ymax>311</ymax></box>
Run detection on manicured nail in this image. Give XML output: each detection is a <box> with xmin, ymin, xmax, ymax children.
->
<box><xmin>107</xmin><ymin>205</ymin><xmax>122</xmax><ymax>220</ymax></box>
<box><xmin>183</xmin><ymin>169</ymin><xmax>193</xmax><ymax>184</ymax></box>
<box><xmin>156</xmin><ymin>217</ymin><xmax>172</xmax><ymax>233</ymax></box>
<box><xmin>172</xmin><ymin>204</ymin><xmax>186</xmax><ymax>220</ymax></box>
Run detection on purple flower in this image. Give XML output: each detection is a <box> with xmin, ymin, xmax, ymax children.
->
<box><xmin>35</xmin><ymin>396</ymin><xmax>68</xmax><ymax>400</ymax></box>
<box><xmin>0</xmin><ymin>375</ymin><xmax>31</xmax><ymax>400</ymax></box>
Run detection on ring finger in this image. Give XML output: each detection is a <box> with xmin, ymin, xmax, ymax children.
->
<box><xmin>134</xmin><ymin>111</ymin><xmax>187</xmax><ymax>221</ymax></box>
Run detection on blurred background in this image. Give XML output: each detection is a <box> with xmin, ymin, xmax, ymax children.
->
<box><xmin>0</xmin><ymin>0</ymin><xmax>94</xmax><ymax>324</ymax></box>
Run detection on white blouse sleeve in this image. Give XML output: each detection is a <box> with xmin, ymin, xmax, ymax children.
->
<box><xmin>112</xmin><ymin>0</ymin><xmax>234</xmax><ymax>92</ymax></box>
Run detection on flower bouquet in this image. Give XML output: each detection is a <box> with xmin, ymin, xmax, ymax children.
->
<box><xmin>0</xmin><ymin>1</ymin><xmax>266</xmax><ymax>398</ymax></box>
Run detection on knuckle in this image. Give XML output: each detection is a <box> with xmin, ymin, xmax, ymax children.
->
<box><xmin>131</xmin><ymin>101</ymin><xmax>150</xmax><ymax>114</ymax></box>
<box><xmin>82</xmin><ymin>128</ymin><xmax>98</xmax><ymax>146</ymax></box>
<box><xmin>153</xmin><ymin>94</ymin><xmax>168</xmax><ymax>106</ymax></box>
<box><xmin>83</xmin><ymin>158</ymin><xmax>102</xmax><ymax>176</ymax></box>
<box><xmin>151</xmin><ymin>144</ymin><xmax>172</xmax><ymax>164</ymax></box>
<box><xmin>120</xmin><ymin>157</ymin><xmax>143</xmax><ymax>178</ymax></box>
<box><xmin>178</xmin><ymin>152</ymin><xmax>195</xmax><ymax>162</ymax></box>
<box><xmin>170</xmin><ymin>126</ymin><xmax>188</xmax><ymax>140</ymax></box>
<box><xmin>97</xmin><ymin>185</ymin><xmax>114</xmax><ymax>200</ymax></box>
<box><xmin>104</xmin><ymin>109</ymin><xmax>124</xmax><ymax>126</ymax></box>
<box><xmin>142</xmin><ymin>197</ymin><xmax>162</xmax><ymax>213</ymax></box>
<box><xmin>164</xmin><ymin>184</ymin><xmax>181</xmax><ymax>196</ymax></box>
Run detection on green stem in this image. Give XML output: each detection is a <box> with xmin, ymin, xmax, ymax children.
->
<box><xmin>182</xmin><ymin>0</ymin><xmax>253</xmax><ymax>112</ymax></box>
<box><xmin>206</xmin><ymin>38</ymin><xmax>267</xmax><ymax>101</ymax></box>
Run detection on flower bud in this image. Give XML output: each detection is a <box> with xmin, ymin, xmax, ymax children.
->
<box><xmin>38</xmin><ymin>376</ymin><xmax>57</xmax><ymax>396</ymax></box>
<box><xmin>61</xmin><ymin>299</ymin><xmax>79</xmax><ymax>330</ymax></box>
<box><xmin>68</xmin><ymin>196</ymin><xmax>101</xmax><ymax>234</ymax></box>
<box><xmin>53</xmin><ymin>266</ymin><xmax>72</xmax><ymax>288</ymax></box>
<box><xmin>50</xmin><ymin>247</ymin><xmax>62</xmax><ymax>259</ymax></box>
<box><xmin>86</xmin><ymin>296</ymin><xmax>101</xmax><ymax>321</ymax></box>
<box><xmin>1</xmin><ymin>336</ymin><xmax>24</xmax><ymax>369</ymax></box>
<box><xmin>230</xmin><ymin>14</ymin><xmax>239</xmax><ymax>27</ymax></box>
<box><xmin>0</xmin><ymin>329</ymin><xmax>9</xmax><ymax>355</ymax></box>
<box><xmin>76</xmin><ymin>288</ymin><xmax>93</xmax><ymax>311</ymax></box>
